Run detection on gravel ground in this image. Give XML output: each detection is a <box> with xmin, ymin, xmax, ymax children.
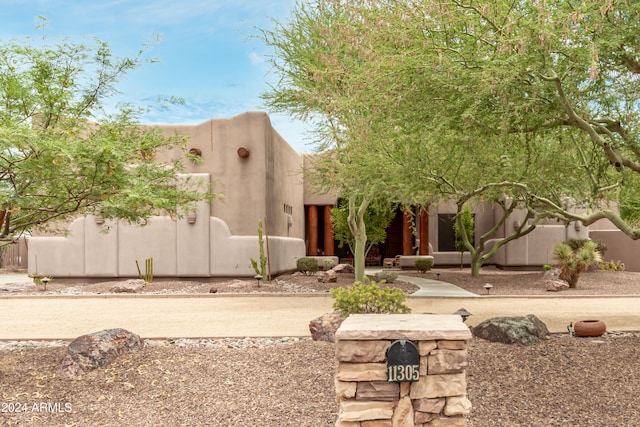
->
<box><xmin>2</xmin><ymin>267</ymin><xmax>640</xmax><ymax>426</ymax></box>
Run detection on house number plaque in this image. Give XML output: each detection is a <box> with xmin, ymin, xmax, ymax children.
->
<box><xmin>386</xmin><ymin>339</ymin><xmax>420</xmax><ymax>383</ymax></box>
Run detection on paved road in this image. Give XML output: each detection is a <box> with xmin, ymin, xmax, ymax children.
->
<box><xmin>1</xmin><ymin>294</ymin><xmax>639</xmax><ymax>340</ymax></box>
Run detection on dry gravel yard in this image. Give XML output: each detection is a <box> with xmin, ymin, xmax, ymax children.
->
<box><xmin>2</xmin><ymin>267</ymin><xmax>640</xmax><ymax>426</ymax></box>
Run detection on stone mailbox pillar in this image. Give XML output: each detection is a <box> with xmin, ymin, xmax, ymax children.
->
<box><xmin>334</xmin><ymin>314</ymin><xmax>473</xmax><ymax>427</ymax></box>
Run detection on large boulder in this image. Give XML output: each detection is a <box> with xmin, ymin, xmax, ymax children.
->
<box><xmin>60</xmin><ymin>328</ymin><xmax>144</xmax><ymax>377</ymax></box>
<box><xmin>472</xmin><ymin>314</ymin><xmax>549</xmax><ymax>345</ymax></box>
<box><xmin>309</xmin><ymin>311</ymin><xmax>345</xmax><ymax>343</ymax></box>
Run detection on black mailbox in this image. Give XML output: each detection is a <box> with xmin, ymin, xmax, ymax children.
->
<box><xmin>386</xmin><ymin>339</ymin><xmax>420</xmax><ymax>382</ymax></box>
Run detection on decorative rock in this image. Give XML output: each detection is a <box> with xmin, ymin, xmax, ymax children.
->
<box><xmin>110</xmin><ymin>279</ymin><xmax>145</xmax><ymax>293</ymax></box>
<box><xmin>333</xmin><ymin>263</ymin><xmax>355</xmax><ymax>274</ymax></box>
<box><xmin>60</xmin><ymin>328</ymin><xmax>143</xmax><ymax>377</ymax></box>
<box><xmin>309</xmin><ymin>311</ymin><xmax>344</xmax><ymax>343</ymax></box>
<box><xmin>472</xmin><ymin>314</ymin><xmax>549</xmax><ymax>345</ymax></box>
<box><xmin>543</xmin><ymin>268</ymin><xmax>570</xmax><ymax>291</ymax></box>
<box><xmin>545</xmin><ymin>279</ymin><xmax>569</xmax><ymax>292</ymax></box>
<box><xmin>209</xmin><ymin>287</ymin><xmax>217</xmax><ymax>293</ymax></box>
<box><xmin>320</xmin><ymin>270</ymin><xmax>338</xmax><ymax>283</ymax></box>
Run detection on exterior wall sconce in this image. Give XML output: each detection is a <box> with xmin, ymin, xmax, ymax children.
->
<box><xmin>237</xmin><ymin>146</ymin><xmax>250</xmax><ymax>159</ymax></box>
<box><xmin>574</xmin><ymin>221</ymin><xmax>582</xmax><ymax>231</ymax></box>
<box><xmin>187</xmin><ymin>211</ymin><xmax>197</xmax><ymax>225</ymax></box>
<box><xmin>95</xmin><ymin>215</ymin><xmax>105</xmax><ymax>225</ymax></box>
<box><xmin>513</xmin><ymin>220</ymin><xmax>520</xmax><ymax>231</ymax></box>
<box><xmin>287</xmin><ymin>216</ymin><xmax>293</xmax><ymax>229</ymax></box>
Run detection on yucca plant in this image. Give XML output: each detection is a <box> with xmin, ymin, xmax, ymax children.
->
<box><xmin>553</xmin><ymin>240</ymin><xmax>602</xmax><ymax>288</ymax></box>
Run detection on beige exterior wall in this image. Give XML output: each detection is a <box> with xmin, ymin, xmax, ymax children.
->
<box><xmin>28</xmin><ymin>113</ymin><xmax>307</xmax><ymax>278</ymax></box>
<box><xmin>25</xmin><ymin>111</ymin><xmax>640</xmax><ymax>277</ymax></box>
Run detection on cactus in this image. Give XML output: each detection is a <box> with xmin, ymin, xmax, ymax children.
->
<box><xmin>250</xmin><ymin>219</ymin><xmax>268</xmax><ymax>282</ymax></box>
<box><xmin>136</xmin><ymin>257</ymin><xmax>153</xmax><ymax>283</ymax></box>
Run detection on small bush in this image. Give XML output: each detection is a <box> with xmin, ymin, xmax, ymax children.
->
<box><xmin>566</xmin><ymin>238</ymin><xmax>607</xmax><ymax>257</ymax></box>
<box><xmin>599</xmin><ymin>260</ymin><xmax>625</xmax><ymax>271</ymax></box>
<box><xmin>543</xmin><ymin>264</ymin><xmax>554</xmax><ymax>271</ymax></box>
<box><xmin>296</xmin><ymin>257</ymin><xmax>319</xmax><ymax>276</ymax></box>
<box><xmin>374</xmin><ymin>270</ymin><xmax>398</xmax><ymax>283</ymax></box>
<box><xmin>323</xmin><ymin>258</ymin><xmax>336</xmax><ymax>270</ymax></box>
<box><xmin>330</xmin><ymin>279</ymin><xmax>411</xmax><ymax>316</ymax></box>
<box><xmin>414</xmin><ymin>258</ymin><xmax>433</xmax><ymax>273</ymax></box>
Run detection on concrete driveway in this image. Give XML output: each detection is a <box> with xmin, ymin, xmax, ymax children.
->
<box><xmin>1</xmin><ymin>294</ymin><xmax>639</xmax><ymax>340</ymax></box>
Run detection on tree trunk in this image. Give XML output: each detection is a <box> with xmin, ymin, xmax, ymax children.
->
<box><xmin>470</xmin><ymin>251</ymin><xmax>482</xmax><ymax>277</ymax></box>
<box><xmin>347</xmin><ymin>196</ymin><xmax>371</xmax><ymax>282</ymax></box>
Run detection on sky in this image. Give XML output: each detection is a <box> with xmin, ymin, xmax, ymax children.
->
<box><xmin>0</xmin><ymin>0</ymin><xmax>316</xmax><ymax>153</ymax></box>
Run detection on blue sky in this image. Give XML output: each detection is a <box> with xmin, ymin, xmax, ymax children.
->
<box><xmin>0</xmin><ymin>0</ymin><xmax>316</xmax><ymax>152</ymax></box>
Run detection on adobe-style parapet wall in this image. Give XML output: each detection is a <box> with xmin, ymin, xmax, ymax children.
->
<box><xmin>334</xmin><ymin>314</ymin><xmax>472</xmax><ymax>427</ymax></box>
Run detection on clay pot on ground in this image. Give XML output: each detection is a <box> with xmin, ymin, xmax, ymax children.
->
<box><xmin>573</xmin><ymin>319</ymin><xmax>606</xmax><ymax>337</ymax></box>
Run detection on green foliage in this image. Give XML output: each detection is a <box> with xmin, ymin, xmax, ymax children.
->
<box><xmin>260</xmin><ymin>0</ymin><xmax>640</xmax><ymax>242</ymax></box>
<box><xmin>599</xmin><ymin>260</ymin><xmax>625</xmax><ymax>271</ymax></box>
<box><xmin>331</xmin><ymin>197</ymin><xmax>395</xmax><ymax>257</ymax></box>
<box><xmin>553</xmin><ymin>240</ymin><xmax>603</xmax><ymax>288</ymax></box>
<box><xmin>566</xmin><ymin>239</ymin><xmax>607</xmax><ymax>257</ymax></box>
<box><xmin>374</xmin><ymin>270</ymin><xmax>398</xmax><ymax>284</ymax></box>
<box><xmin>330</xmin><ymin>279</ymin><xmax>411</xmax><ymax>316</ymax></box>
<box><xmin>323</xmin><ymin>258</ymin><xmax>336</xmax><ymax>270</ymax></box>
<box><xmin>0</xmin><ymin>31</ymin><xmax>214</xmax><ymax>238</ymax></box>
<box><xmin>543</xmin><ymin>264</ymin><xmax>554</xmax><ymax>271</ymax></box>
<box><xmin>296</xmin><ymin>257</ymin><xmax>319</xmax><ymax>276</ymax></box>
<box><xmin>250</xmin><ymin>219</ymin><xmax>268</xmax><ymax>282</ymax></box>
<box><xmin>454</xmin><ymin>206</ymin><xmax>474</xmax><ymax>253</ymax></box>
<box><xmin>414</xmin><ymin>258</ymin><xmax>433</xmax><ymax>273</ymax></box>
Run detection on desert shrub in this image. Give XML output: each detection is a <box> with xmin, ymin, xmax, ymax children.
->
<box><xmin>323</xmin><ymin>258</ymin><xmax>336</xmax><ymax>270</ymax></box>
<box><xmin>296</xmin><ymin>257</ymin><xmax>318</xmax><ymax>276</ymax></box>
<box><xmin>414</xmin><ymin>258</ymin><xmax>433</xmax><ymax>273</ymax></box>
<box><xmin>553</xmin><ymin>240</ymin><xmax>602</xmax><ymax>288</ymax></box>
<box><xmin>374</xmin><ymin>270</ymin><xmax>398</xmax><ymax>283</ymax></box>
<box><xmin>599</xmin><ymin>260</ymin><xmax>625</xmax><ymax>271</ymax></box>
<box><xmin>543</xmin><ymin>264</ymin><xmax>554</xmax><ymax>271</ymax></box>
<box><xmin>330</xmin><ymin>279</ymin><xmax>411</xmax><ymax>316</ymax></box>
<box><xmin>566</xmin><ymin>238</ymin><xmax>607</xmax><ymax>257</ymax></box>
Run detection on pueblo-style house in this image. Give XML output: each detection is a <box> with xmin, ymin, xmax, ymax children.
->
<box><xmin>27</xmin><ymin>112</ymin><xmax>640</xmax><ymax>278</ymax></box>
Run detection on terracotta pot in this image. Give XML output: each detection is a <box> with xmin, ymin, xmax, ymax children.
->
<box><xmin>573</xmin><ymin>320</ymin><xmax>606</xmax><ymax>337</ymax></box>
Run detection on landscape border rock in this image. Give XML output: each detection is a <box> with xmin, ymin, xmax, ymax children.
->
<box><xmin>472</xmin><ymin>314</ymin><xmax>549</xmax><ymax>345</ymax></box>
<box><xmin>309</xmin><ymin>311</ymin><xmax>345</xmax><ymax>343</ymax></box>
<box><xmin>60</xmin><ymin>328</ymin><xmax>144</xmax><ymax>377</ymax></box>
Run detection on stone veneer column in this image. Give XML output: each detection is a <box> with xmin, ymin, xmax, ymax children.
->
<box><xmin>334</xmin><ymin>314</ymin><xmax>472</xmax><ymax>427</ymax></box>
<box><xmin>324</xmin><ymin>205</ymin><xmax>335</xmax><ymax>256</ymax></box>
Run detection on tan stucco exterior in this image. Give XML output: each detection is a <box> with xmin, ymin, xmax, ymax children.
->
<box><xmin>26</xmin><ymin>112</ymin><xmax>640</xmax><ymax>277</ymax></box>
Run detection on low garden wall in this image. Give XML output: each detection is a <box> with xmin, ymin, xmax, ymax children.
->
<box><xmin>334</xmin><ymin>314</ymin><xmax>472</xmax><ymax>427</ymax></box>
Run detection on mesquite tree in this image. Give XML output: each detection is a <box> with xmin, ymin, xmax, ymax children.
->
<box><xmin>0</xmin><ymin>32</ymin><xmax>213</xmax><ymax>239</ymax></box>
